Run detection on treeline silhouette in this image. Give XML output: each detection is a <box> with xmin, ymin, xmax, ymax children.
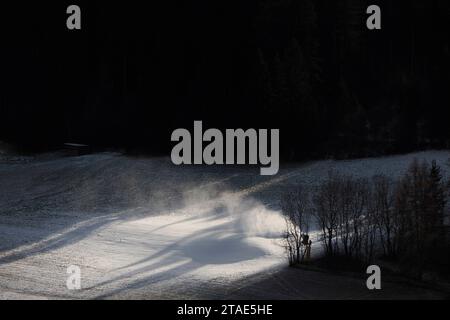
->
<box><xmin>0</xmin><ymin>1</ymin><xmax>449</xmax><ymax>159</ymax></box>
<box><xmin>282</xmin><ymin>159</ymin><xmax>450</xmax><ymax>278</ymax></box>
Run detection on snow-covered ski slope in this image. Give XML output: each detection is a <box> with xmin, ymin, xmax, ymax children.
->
<box><xmin>0</xmin><ymin>151</ymin><xmax>449</xmax><ymax>299</ymax></box>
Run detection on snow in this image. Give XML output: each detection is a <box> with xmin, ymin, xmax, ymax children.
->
<box><xmin>0</xmin><ymin>150</ymin><xmax>449</xmax><ymax>299</ymax></box>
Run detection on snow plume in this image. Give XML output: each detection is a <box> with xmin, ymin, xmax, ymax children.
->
<box><xmin>173</xmin><ymin>184</ymin><xmax>286</xmax><ymax>239</ymax></box>
<box><xmin>233</xmin><ymin>203</ymin><xmax>285</xmax><ymax>238</ymax></box>
<box><xmin>35</xmin><ymin>153</ymin><xmax>286</xmax><ymax>240</ymax></box>
<box><xmin>213</xmin><ymin>192</ymin><xmax>283</xmax><ymax>238</ymax></box>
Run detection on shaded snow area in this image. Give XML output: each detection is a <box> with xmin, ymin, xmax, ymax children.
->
<box><xmin>0</xmin><ymin>151</ymin><xmax>449</xmax><ymax>299</ymax></box>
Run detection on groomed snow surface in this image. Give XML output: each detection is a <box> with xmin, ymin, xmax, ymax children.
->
<box><xmin>0</xmin><ymin>150</ymin><xmax>449</xmax><ymax>299</ymax></box>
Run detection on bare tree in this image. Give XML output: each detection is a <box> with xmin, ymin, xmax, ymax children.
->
<box><xmin>281</xmin><ymin>186</ymin><xmax>311</xmax><ymax>265</ymax></box>
<box><xmin>337</xmin><ymin>176</ymin><xmax>353</xmax><ymax>257</ymax></box>
<box><xmin>361</xmin><ymin>184</ymin><xmax>378</xmax><ymax>264</ymax></box>
<box><xmin>335</xmin><ymin>176</ymin><xmax>370</xmax><ymax>259</ymax></box>
<box><xmin>349</xmin><ymin>178</ymin><xmax>370</xmax><ymax>260</ymax></box>
<box><xmin>313</xmin><ymin>171</ymin><xmax>341</xmax><ymax>256</ymax></box>
<box><xmin>372</xmin><ymin>175</ymin><xmax>397</xmax><ymax>257</ymax></box>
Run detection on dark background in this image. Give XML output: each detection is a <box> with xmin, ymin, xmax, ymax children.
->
<box><xmin>1</xmin><ymin>0</ymin><xmax>449</xmax><ymax>159</ymax></box>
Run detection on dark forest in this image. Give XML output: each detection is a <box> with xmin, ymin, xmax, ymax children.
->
<box><xmin>1</xmin><ymin>0</ymin><xmax>450</xmax><ymax>160</ymax></box>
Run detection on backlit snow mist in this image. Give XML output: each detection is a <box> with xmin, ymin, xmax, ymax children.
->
<box><xmin>1</xmin><ymin>150</ymin><xmax>449</xmax><ymax>299</ymax></box>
